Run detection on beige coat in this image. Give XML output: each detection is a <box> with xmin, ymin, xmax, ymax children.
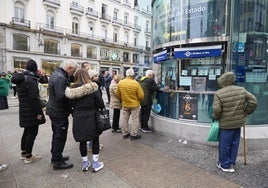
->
<box><xmin>109</xmin><ymin>80</ymin><xmax>121</xmax><ymax>109</ymax></box>
<box><xmin>213</xmin><ymin>72</ymin><xmax>257</xmax><ymax>129</ymax></box>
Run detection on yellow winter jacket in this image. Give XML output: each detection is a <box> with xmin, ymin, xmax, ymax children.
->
<box><xmin>116</xmin><ymin>77</ymin><xmax>144</xmax><ymax>108</ymax></box>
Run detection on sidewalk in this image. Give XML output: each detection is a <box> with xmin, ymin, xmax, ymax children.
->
<box><xmin>0</xmin><ymin>95</ymin><xmax>267</xmax><ymax>188</ymax></box>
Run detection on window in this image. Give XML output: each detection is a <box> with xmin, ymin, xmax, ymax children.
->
<box><xmin>100</xmin><ymin>48</ymin><xmax>109</xmax><ymax>60</ymax></box>
<box><xmin>88</xmin><ymin>22</ymin><xmax>94</xmax><ymax>36</ymax></box>
<box><xmin>133</xmin><ymin>54</ymin><xmax>139</xmax><ymax>64</ymax></box>
<box><xmin>46</xmin><ymin>11</ymin><xmax>55</xmax><ymax>29</ymax></box>
<box><xmin>71</xmin><ymin>43</ymin><xmax>82</xmax><ymax>57</ymax></box>
<box><xmin>101</xmin><ymin>25</ymin><xmax>107</xmax><ymax>38</ymax></box>
<box><xmin>113</xmin><ymin>29</ymin><xmax>118</xmax><ymax>42</ymax></box>
<box><xmin>113</xmin><ymin>9</ymin><xmax>119</xmax><ymax>20</ymax></box>
<box><xmin>146</xmin><ymin>37</ymin><xmax>149</xmax><ymax>48</ymax></box>
<box><xmin>146</xmin><ymin>20</ymin><xmax>149</xmax><ymax>31</ymax></box>
<box><xmin>134</xmin><ymin>34</ymin><xmax>138</xmax><ymax>46</ymax></box>
<box><xmin>111</xmin><ymin>50</ymin><xmax>120</xmax><ymax>61</ymax></box>
<box><xmin>14</xmin><ymin>2</ymin><xmax>25</xmax><ymax>22</ymax></box>
<box><xmin>134</xmin><ymin>16</ymin><xmax>138</xmax><ymax>26</ymax></box>
<box><xmin>13</xmin><ymin>33</ymin><xmax>29</xmax><ymax>51</ymax></box>
<box><xmin>72</xmin><ymin>17</ymin><xmax>79</xmax><ymax>34</ymax></box>
<box><xmin>124</xmin><ymin>31</ymin><xmax>129</xmax><ymax>43</ymax></box>
<box><xmin>124</xmin><ymin>13</ymin><xmax>129</xmax><ymax>24</ymax></box>
<box><xmin>123</xmin><ymin>52</ymin><xmax>129</xmax><ymax>62</ymax></box>
<box><xmin>44</xmin><ymin>39</ymin><xmax>60</xmax><ymax>54</ymax></box>
<box><xmin>87</xmin><ymin>46</ymin><xmax>96</xmax><ymax>58</ymax></box>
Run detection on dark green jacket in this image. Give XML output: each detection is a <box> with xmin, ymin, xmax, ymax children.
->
<box><xmin>140</xmin><ymin>76</ymin><xmax>159</xmax><ymax>106</ymax></box>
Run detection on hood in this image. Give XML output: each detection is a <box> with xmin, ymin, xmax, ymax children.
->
<box><xmin>217</xmin><ymin>72</ymin><xmax>235</xmax><ymax>88</ymax></box>
<box><xmin>140</xmin><ymin>76</ymin><xmax>147</xmax><ymax>82</ymax></box>
<box><xmin>11</xmin><ymin>72</ymin><xmax>25</xmax><ymax>85</ymax></box>
<box><xmin>65</xmin><ymin>82</ymin><xmax>98</xmax><ymax>99</ymax></box>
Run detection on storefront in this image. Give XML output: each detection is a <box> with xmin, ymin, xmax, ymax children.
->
<box><xmin>151</xmin><ymin>0</ymin><xmax>268</xmax><ymax>148</ymax></box>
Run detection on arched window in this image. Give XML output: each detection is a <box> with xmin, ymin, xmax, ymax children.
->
<box><xmin>46</xmin><ymin>10</ymin><xmax>55</xmax><ymax>29</ymax></box>
<box><xmin>72</xmin><ymin>17</ymin><xmax>79</xmax><ymax>34</ymax></box>
<box><xmin>13</xmin><ymin>33</ymin><xmax>29</xmax><ymax>51</ymax></box>
<box><xmin>14</xmin><ymin>1</ymin><xmax>25</xmax><ymax>22</ymax></box>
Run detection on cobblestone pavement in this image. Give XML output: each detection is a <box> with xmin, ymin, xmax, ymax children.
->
<box><xmin>140</xmin><ymin>132</ymin><xmax>268</xmax><ymax>188</ymax></box>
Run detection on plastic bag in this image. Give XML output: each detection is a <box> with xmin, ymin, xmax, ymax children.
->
<box><xmin>207</xmin><ymin>120</ymin><xmax>219</xmax><ymax>142</ymax></box>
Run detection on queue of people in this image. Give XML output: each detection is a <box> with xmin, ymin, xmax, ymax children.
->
<box><xmin>3</xmin><ymin>59</ymin><xmax>257</xmax><ymax>175</ymax></box>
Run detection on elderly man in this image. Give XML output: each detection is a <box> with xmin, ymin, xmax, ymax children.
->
<box><xmin>46</xmin><ymin>60</ymin><xmax>78</xmax><ymax>170</ymax></box>
<box><xmin>116</xmin><ymin>68</ymin><xmax>144</xmax><ymax>140</ymax></box>
<box><xmin>140</xmin><ymin>70</ymin><xmax>160</xmax><ymax>133</ymax></box>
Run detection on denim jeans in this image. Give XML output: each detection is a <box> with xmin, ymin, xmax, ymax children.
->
<box><xmin>218</xmin><ymin>127</ymin><xmax>241</xmax><ymax>168</ymax></box>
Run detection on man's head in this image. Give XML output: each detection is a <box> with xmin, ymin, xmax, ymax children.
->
<box><xmin>26</xmin><ymin>59</ymin><xmax>38</xmax><ymax>73</ymax></box>
<box><xmin>81</xmin><ymin>62</ymin><xmax>91</xmax><ymax>70</ymax></box>
<box><xmin>145</xmin><ymin>70</ymin><xmax>154</xmax><ymax>79</ymax></box>
<box><xmin>126</xmin><ymin>68</ymin><xmax>135</xmax><ymax>77</ymax></box>
<box><xmin>62</xmin><ymin>60</ymin><xmax>78</xmax><ymax>77</ymax></box>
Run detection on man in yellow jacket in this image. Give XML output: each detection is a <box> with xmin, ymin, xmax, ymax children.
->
<box><xmin>116</xmin><ymin>68</ymin><xmax>144</xmax><ymax>140</ymax></box>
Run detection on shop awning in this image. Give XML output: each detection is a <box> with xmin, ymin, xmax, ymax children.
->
<box><xmin>174</xmin><ymin>45</ymin><xmax>222</xmax><ymax>59</ymax></box>
<box><xmin>153</xmin><ymin>50</ymin><xmax>167</xmax><ymax>63</ymax></box>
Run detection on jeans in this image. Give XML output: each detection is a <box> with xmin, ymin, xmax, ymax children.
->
<box><xmin>112</xmin><ymin>108</ymin><xmax>120</xmax><ymax>130</ymax></box>
<box><xmin>121</xmin><ymin>107</ymin><xmax>140</xmax><ymax>136</ymax></box>
<box><xmin>140</xmin><ymin>104</ymin><xmax>152</xmax><ymax>129</ymax></box>
<box><xmin>21</xmin><ymin>125</ymin><xmax>39</xmax><ymax>155</ymax></box>
<box><xmin>50</xmin><ymin>116</ymin><xmax>69</xmax><ymax>162</ymax></box>
<box><xmin>218</xmin><ymin>127</ymin><xmax>241</xmax><ymax>168</ymax></box>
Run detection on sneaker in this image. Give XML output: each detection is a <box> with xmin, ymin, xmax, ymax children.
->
<box><xmin>123</xmin><ymin>133</ymin><xmax>130</xmax><ymax>139</ymax></box>
<box><xmin>216</xmin><ymin>162</ymin><xmax>235</xmax><ymax>173</ymax></box>
<box><xmin>130</xmin><ymin>135</ymin><xmax>141</xmax><ymax>140</ymax></box>
<box><xmin>19</xmin><ymin>154</ymin><xmax>27</xmax><ymax>160</ymax></box>
<box><xmin>82</xmin><ymin>160</ymin><xmax>90</xmax><ymax>171</ymax></box>
<box><xmin>140</xmin><ymin>127</ymin><xmax>152</xmax><ymax>133</ymax></box>
<box><xmin>0</xmin><ymin>164</ymin><xmax>8</xmax><ymax>172</ymax></box>
<box><xmin>24</xmin><ymin>154</ymin><xmax>42</xmax><ymax>164</ymax></box>
<box><xmin>92</xmin><ymin>161</ymin><xmax>104</xmax><ymax>172</ymax></box>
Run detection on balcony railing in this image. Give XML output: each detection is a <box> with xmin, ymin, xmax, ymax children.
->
<box><xmin>87</xmin><ymin>54</ymin><xmax>97</xmax><ymax>59</ymax></box>
<box><xmin>133</xmin><ymin>24</ymin><xmax>141</xmax><ymax>31</ymax></box>
<box><xmin>112</xmin><ymin>17</ymin><xmax>122</xmax><ymax>25</ymax></box>
<box><xmin>12</xmin><ymin>17</ymin><xmax>31</xmax><ymax>28</ymax></box>
<box><xmin>123</xmin><ymin>21</ymin><xmax>132</xmax><ymax>29</ymax></box>
<box><xmin>122</xmin><ymin>0</ymin><xmax>131</xmax><ymax>7</ymax></box>
<box><xmin>113</xmin><ymin>0</ymin><xmax>121</xmax><ymax>3</ymax></box>
<box><xmin>43</xmin><ymin>0</ymin><xmax>60</xmax><ymax>8</ymax></box>
<box><xmin>144</xmin><ymin>28</ymin><xmax>151</xmax><ymax>34</ymax></box>
<box><xmin>38</xmin><ymin>23</ymin><xmax>64</xmax><ymax>34</ymax></box>
<box><xmin>86</xmin><ymin>7</ymin><xmax>98</xmax><ymax>18</ymax></box>
<box><xmin>100</xmin><ymin>14</ymin><xmax>111</xmax><ymax>22</ymax></box>
<box><xmin>70</xmin><ymin>1</ymin><xmax>84</xmax><ymax>14</ymax></box>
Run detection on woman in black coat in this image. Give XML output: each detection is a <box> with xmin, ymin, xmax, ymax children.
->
<box><xmin>11</xmin><ymin>59</ymin><xmax>45</xmax><ymax>164</ymax></box>
<box><xmin>65</xmin><ymin>69</ymin><xmax>105</xmax><ymax>172</ymax></box>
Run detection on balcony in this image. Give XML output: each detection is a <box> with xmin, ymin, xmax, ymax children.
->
<box><xmin>100</xmin><ymin>14</ymin><xmax>111</xmax><ymax>23</ymax></box>
<box><xmin>70</xmin><ymin>1</ymin><xmax>84</xmax><ymax>15</ymax></box>
<box><xmin>133</xmin><ymin>24</ymin><xmax>141</xmax><ymax>32</ymax></box>
<box><xmin>112</xmin><ymin>17</ymin><xmax>122</xmax><ymax>26</ymax></box>
<box><xmin>144</xmin><ymin>28</ymin><xmax>151</xmax><ymax>35</ymax></box>
<box><xmin>86</xmin><ymin>7</ymin><xmax>98</xmax><ymax>20</ymax></box>
<box><xmin>123</xmin><ymin>21</ymin><xmax>132</xmax><ymax>29</ymax></box>
<box><xmin>42</xmin><ymin>0</ymin><xmax>60</xmax><ymax>9</ymax></box>
<box><xmin>122</xmin><ymin>0</ymin><xmax>131</xmax><ymax>8</ymax></box>
<box><xmin>11</xmin><ymin>17</ymin><xmax>31</xmax><ymax>28</ymax></box>
<box><xmin>113</xmin><ymin>0</ymin><xmax>121</xmax><ymax>3</ymax></box>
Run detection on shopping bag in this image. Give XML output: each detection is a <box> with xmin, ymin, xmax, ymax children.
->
<box><xmin>95</xmin><ymin>109</ymin><xmax>111</xmax><ymax>133</ymax></box>
<box><xmin>207</xmin><ymin>120</ymin><xmax>219</xmax><ymax>142</ymax></box>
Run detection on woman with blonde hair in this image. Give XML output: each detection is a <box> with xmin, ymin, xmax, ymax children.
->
<box><xmin>65</xmin><ymin>68</ymin><xmax>105</xmax><ymax>172</ymax></box>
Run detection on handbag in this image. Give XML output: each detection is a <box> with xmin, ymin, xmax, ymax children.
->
<box><xmin>207</xmin><ymin>120</ymin><xmax>219</xmax><ymax>142</ymax></box>
<box><xmin>38</xmin><ymin>114</ymin><xmax>46</xmax><ymax>125</ymax></box>
<box><xmin>95</xmin><ymin>109</ymin><xmax>111</xmax><ymax>133</ymax></box>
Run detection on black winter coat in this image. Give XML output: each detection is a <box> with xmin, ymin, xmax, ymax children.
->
<box><xmin>46</xmin><ymin>68</ymin><xmax>71</xmax><ymax>118</ymax></box>
<box><xmin>65</xmin><ymin>82</ymin><xmax>105</xmax><ymax>142</ymax></box>
<box><xmin>140</xmin><ymin>77</ymin><xmax>159</xmax><ymax>106</ymax></box>
<box><xmin>11</xmin><ymin>71</ymin><xmax>44</xmax><ymax>128</ymax></box>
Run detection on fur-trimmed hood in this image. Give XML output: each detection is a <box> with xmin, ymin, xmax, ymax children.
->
<box><xmin>65</xmin><ymin>82</ymin><xmax>98</xmax><ymax>99</ymax></box>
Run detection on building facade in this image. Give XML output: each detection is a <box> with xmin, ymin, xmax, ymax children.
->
<box><xmin>151</xmin><ymin>0</ymin><xmax>268</xmax><ymax>150</ymax></box>
<box><xmin>0</xmin><ymin>0</ymin><xmax>152</xmax><ymax>76</ymax></box>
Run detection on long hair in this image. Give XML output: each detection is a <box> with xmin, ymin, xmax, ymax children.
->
<box><xmin>71</xmin><ymin>68</ymin><xmax>92</xmax><ymax>88</ymax></box>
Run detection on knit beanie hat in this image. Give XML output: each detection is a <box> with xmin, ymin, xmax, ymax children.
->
<box><xmin>126</xmin><ymin>68</ymin><xmax>134</xmax><ymax>77</ymax></box>
<box><xmin>88</xmin><ymin>70</ymin><xmax>98</xmax><ymax>79</ymax></box>
<box><xmin>26</xmin><ymin>59</ymin><xmax>38</xmax><ymax>72</ymax></box>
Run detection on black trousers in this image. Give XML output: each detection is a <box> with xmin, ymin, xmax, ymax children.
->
<box><xmin>140</xmin><ymin>104</ymin><xmax>152</xmax><ymax>129</ymax></box>
<box><xmin>80</xmin><ymin>136</ymin><xmax>100</xmax><ymax>157</ymax></box>
<box><xmin>21</xmin><ymin>125</ymin><xmax>39</xmax><ymax>155</ymax></box>
<box><xmin>50</xmin><ymin>116</ymin><xmax>69</xmax><ymax>162</ymax></box>
<box><xmin>112</xmin><ymin>108</ymin><xmax>120</xmax><ymax>130</ymax></box>
<box><xmin>105</xmin><ymin>87</ymin><xmax>110</xmax><ymax>103</ymax></box>
<box><xmin>0</xmin><ymin>96</ymin><xmax>8</xmax><ymax>109</ymax></box>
